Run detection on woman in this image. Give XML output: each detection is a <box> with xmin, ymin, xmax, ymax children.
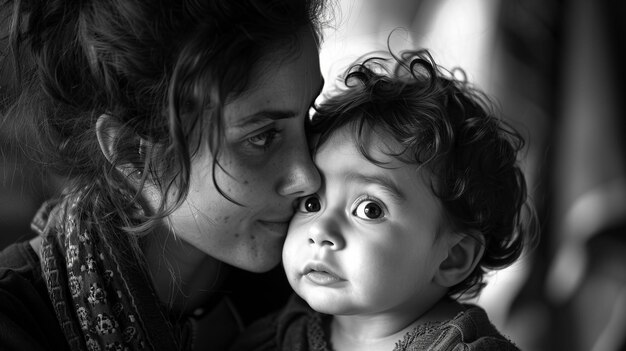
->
<box><xmin>0</xmin><ymin>0</ymin><xmax>325</xmax><ymax>349</ymax></box>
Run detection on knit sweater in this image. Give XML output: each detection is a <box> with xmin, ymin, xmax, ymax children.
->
<box><xmin>230</xmin><ymin>294</ymin><xmax>519</xmax><ymax>351</ymax></box>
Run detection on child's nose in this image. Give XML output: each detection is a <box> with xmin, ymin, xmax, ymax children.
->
<box><xmin>307</xmin><ymin>220</ymin><xmax>345</xmax><ymax>250</ymax></box>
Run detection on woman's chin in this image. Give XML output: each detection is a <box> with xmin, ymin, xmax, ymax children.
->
<box><xmin>233</xmin><ymin>260</ymin><xmax>280</xmax><ymax>273</ymax></box>
<box><xmin>223</xmin><ymin>248</ymin><xmax>283</xmax><ymax>273</ymax></box>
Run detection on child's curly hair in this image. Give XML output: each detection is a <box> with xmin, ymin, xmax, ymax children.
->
<box><xmin>311</xmin><ymin>49</ymin><xmax>538</xmax><ymax>299</ymax></box>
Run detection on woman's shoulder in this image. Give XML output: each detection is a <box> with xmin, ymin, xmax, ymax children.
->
<box><xmin>0</xmin><ymin>240</ymin><xmax>70</xmax><ymax>350</ymax></box>
<box><xmin>0</xmin><ymin>239</ymin><xmax>43</xmax><ymax>284</ymax></box>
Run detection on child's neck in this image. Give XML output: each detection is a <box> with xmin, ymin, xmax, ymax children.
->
<box><xmin>329</xmin><ymin>298</ymin><xmax>462</xmax><ymax>351</ymax></box>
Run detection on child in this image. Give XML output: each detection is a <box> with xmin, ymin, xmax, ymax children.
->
<box><xmin>230</xmin><ymin>49</ymin><xmax>537</xmax><ymax>351</ymax></box>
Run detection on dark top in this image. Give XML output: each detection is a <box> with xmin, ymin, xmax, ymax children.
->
<box><xmin>0</xmin><ymin>193</ymin><xmax>293</xmax><ymax>351</ymax></box>
<box><xmin>0</xmin><ymin>238</ymin><xmax>293</xmax><ymax>351</ymax></box>
<box><xmin>0</xmin><ymin>240</ymin><xmax>70</xmax><ymax>350</ymax></box>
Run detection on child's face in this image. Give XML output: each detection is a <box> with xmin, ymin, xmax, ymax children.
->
<box><xmin>283</xmin><ymin>126</ymin><xmax>453</xmax><ymax>317</ymax></box>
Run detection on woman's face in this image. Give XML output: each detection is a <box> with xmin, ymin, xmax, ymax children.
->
<box><xmin>155</xmin><ymin>31</ymin><xmax>323</xmax><ymax>272</ymax></box>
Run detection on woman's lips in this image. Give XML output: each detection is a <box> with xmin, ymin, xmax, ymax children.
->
<box><xmin>257</xmin><ymin>219</ymin><xmax>290</xmax><ymax>237</ymax></box>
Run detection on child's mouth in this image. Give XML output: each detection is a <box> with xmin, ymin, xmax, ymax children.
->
<box><xmin>303</xmin><ymin>262</ymin><xmax>344</xmax><ymax>285</ymax></box>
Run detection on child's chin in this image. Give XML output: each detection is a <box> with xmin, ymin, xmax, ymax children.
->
<box><xmin>300</xmin><ymin>294</ymin><xmax>349</xmax><ymax>315</ymax></box>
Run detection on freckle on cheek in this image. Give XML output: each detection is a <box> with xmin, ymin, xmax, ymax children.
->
<box><xmin>234</xmin><ymin>233</ymin><xmax>239</xmax><ymax>238</ymax></box>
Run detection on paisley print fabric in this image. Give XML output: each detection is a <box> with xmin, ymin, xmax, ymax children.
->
<box><xmin>36</xmin><ymin>190</ymin><xmax>187</xmax><ymax>350</ymax></box>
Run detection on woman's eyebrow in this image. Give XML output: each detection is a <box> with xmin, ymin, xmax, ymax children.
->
<box><xmin>232</xmin><ymin>110</ymin><xmax>297</xmax><ymax>129</ymax></box>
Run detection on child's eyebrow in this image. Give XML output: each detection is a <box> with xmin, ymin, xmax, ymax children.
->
<box><xmin>347</xmin><ymin>173</ymin><xmax>406</xmax><ymax>202</ymax></box>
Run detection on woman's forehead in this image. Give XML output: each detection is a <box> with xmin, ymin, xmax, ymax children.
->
<box><xmin>224</xmin><ymin>38</ymin><xmax>321</xmax><ymax>123</ymax></box>
<box><xmin>239</xmin><ymin>30</ymin><xmax>320</xmax><ymax>96</ymax></box>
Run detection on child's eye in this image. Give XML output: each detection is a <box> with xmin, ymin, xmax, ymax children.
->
<box><xmin>297</xmin><ymin>195</ymin><xmax>321</xmax><ymax>213</ymax></box>
<box><xmin>353</xmin><ymin>199</ymin><xmax>385</xmax><ymax>220</ymax></box>
<box><xmin>247</xmin><ymin>129</ymin><xmax>278</xmax><ymax>148</ymax></box>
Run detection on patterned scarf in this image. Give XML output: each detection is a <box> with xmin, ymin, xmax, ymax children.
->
<box><xmin>35</xmin><ymin>191</ymin><xmax>191</xmax><ymax>350</ymax></box>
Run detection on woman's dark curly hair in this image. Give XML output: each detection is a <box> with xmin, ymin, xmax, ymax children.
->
<box><xmin>311</xmin><ymin>49</ymin><xmax>538</xmax><ymax>299</ymax></box>
<box><xmin>1</xmin><ymin>0</ymin><xmax>326</xmax><ymax>233</ymax></box>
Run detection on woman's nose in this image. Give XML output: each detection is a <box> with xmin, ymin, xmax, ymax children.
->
<box><xmin>277</xmin><ymin>142</ymin><xmax>321</xmax><ymax>198</ymax></box>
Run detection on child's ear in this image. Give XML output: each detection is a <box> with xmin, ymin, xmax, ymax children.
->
<box><xmin>434</xmin><ymin>232</ymin><xmax>485</xmax><ymax>288</ymax></box>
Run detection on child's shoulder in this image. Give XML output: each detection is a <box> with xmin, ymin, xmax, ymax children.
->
<box><xmin>395</xmin><ymin>303</ymin><xmax>520</xmax><ymax>351</ymax></box>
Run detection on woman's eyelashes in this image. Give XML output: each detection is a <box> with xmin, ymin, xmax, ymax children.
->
<box><xmin>247</xmin><ymin>128</ymin><xmax>279</xmax><ymax>149</ymax></box>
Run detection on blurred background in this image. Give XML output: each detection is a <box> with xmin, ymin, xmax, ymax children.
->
<box><xmin>2</xmin><ymin>0</ymin><xmax>625</xmax><ymax>350</ymax></box>
<box><xmin>317</xmin><ymin>0</ymin><xmax>626</xmax><ymax>350</ymax></box>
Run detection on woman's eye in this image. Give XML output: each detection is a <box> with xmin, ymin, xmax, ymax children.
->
<box><xmin>247</xmin><ymin>129</ymin><xmax>278</xmax><ymax>148</ymax></box>
<box><xmin>297</xmin><ymin>195</ymin><xmax>321</xmax><ymax>213</ymax></box>
<box><xmin>353</xmin><ymin>200</ymin><xmax>384</xmax><ymax>220</ymax></box>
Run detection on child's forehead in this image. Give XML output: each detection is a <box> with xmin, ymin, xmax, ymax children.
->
<box><xmin>315</xmin><ymin>126</ymin><xmax>440</xmax><ymax>205</ymax></box>
<box><xmin>320</xmin><ymin>123</ymin><xmax>406</xmax><ymax>155</ymax></box>
<box><xmin>318</xmin><ymin>123</ymin><xmax>438</xmax><ymax>181</ymax></box>
<box><xmin>316</xmin><ymin>126</ymin><xmax>409</xmax><ymax>168</ymax></box>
